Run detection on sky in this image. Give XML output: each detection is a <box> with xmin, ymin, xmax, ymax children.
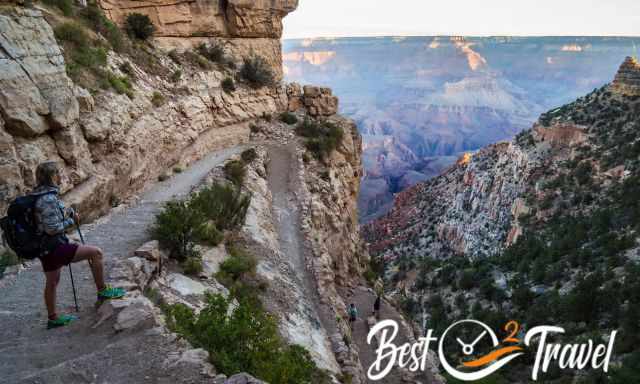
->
<box><xmin>283</xmin><ymin>0</ymin><xmax>640</xmax><ymax>39</ymax></box>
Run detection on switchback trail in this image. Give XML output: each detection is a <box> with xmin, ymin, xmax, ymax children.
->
<box><xmin>346</xmin><ymin>286</ymin><xmax>438</xmax><ymax>384</ymax></box>
<box><xmin>0</xmin><ymin>146</ymin><xmax>243</xmax><ymax>384</ymax></box>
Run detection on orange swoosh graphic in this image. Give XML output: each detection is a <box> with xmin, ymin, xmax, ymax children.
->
<box><xmin>462</xmin><ymin>346</ymin><xmax>524</xmax><ymax>368</ymax></box>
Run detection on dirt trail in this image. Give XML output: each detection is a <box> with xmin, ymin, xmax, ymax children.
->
<box><xmin>345</xmin><ymin>286</ymin><xmax>438</xmax><ymax>384</ymax></box>
<box><xmin>0</xmin><ymin>146</ymin><xmax>243</xmax><ymax>384</ymax></box>
<box><xmin>265</xmin><ymin>144</ymin><xmax>339</xmax><ymax>353</ymax></box>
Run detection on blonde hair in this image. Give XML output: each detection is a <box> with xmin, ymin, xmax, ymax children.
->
<box><xmin>35</xmin><ymin>161</ymin><xmax>60</xmax><ymax>187</ymax></box>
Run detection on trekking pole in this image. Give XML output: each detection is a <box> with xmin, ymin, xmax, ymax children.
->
<box><xmin>68</xmin><ymin>264</ymin><xmax>79</xmax><ymax>312</ymax></box>
<box><xmin>67</xmin><ymin>219</ymin><xmax>86</xmax><ymax>313</ymax></box>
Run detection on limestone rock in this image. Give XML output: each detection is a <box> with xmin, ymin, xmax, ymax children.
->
<box><xmin>163</xmin><ymin>348</ymin><xmax>216</xmax><ymax>378</ymax></box>
<box><xmin>135</xmin><ymin>240</ymin><xmax>165</xmax><ymax>261</ymax></box>
<box><xmin>224</xmin><ymin>373</ymin><xmax>267</xmax><ymax>384</ymax></box>
<box><xmin>300</xmin><ymin>85</ymin><xmax>339</xmax><ymax>117</ymax></box>
<box><xmin>114</xmin><ymin>296</ymin><xmax>156</xmax><ymax>331</ymax></box>
<box><xmin>612</xmin><ymin>56</ymin><xmax>640</xmax><ymax>96</ymax></box>
<box><xmin>0</xmin><ymin>8</ymin><xmax>78</xmax><ymax>137</ymax></box>
<box><xmin>98</xmin><ymin>0</ymin><xmax>298</xmax><ymax>39</ymax></box>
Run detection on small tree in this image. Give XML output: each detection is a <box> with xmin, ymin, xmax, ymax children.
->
<box><xmin>221</xmin><ymin>77</ymin><xmax>236</xmax><ymax>93</ymax></box>
<box><xmin>240</xmin><ymin>55</ymin><xmax>275</xmax><ymax>88</ymax></box>
<box><xmin>125</xmin><ymin>13</ymin><xmax>156</xmax><ymax>40</ymax></box>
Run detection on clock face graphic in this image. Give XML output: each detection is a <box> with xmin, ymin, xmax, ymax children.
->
<box><xmin>438</xmin><ymin>320</ymin><xmax>524</xmax><ymax>381</ymax></box>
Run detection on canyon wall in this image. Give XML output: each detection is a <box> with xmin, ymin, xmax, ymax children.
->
<box><xmin>0</xmin><ymin>3</ymin><xmax>296</xmax><ymax>219</ymax></box>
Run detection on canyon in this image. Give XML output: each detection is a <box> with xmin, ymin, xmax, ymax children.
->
<box><xmin>283</xmin><ymin>36</ymin><xmax>640</xmax><ymax>222</ymax></box>
<box><xmin>363</xmin><ymin>58</ymin><xmax>640</xmax><ymax>382</ymax></box>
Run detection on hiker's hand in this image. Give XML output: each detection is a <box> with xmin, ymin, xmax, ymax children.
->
<box><xmin>73</xmin><ymin>211</ymin><xmax>80</xmax><ymax>224</ymax></box>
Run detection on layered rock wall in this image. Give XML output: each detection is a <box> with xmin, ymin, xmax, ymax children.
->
<box><xmin>98</xmin><ymin>0</ymin><xmax>298</xmax><ymax>78</ymax></box>
<box><xmin>0</xmin><ymin>6</ymin><xmax>288</xmax><ymax>219</ymax></box>
<box><xmin>612</xmin><ymin>56</ymin><xmax>640</xmax><ymax>96</ymax></box>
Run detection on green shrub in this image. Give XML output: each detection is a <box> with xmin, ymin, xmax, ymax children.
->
<box><xmin>170</xmin><ymin>69</ymin><xmax>182</xmax><ymax>83</ymax></box>
<box><xmin>190</xmin><ymin>183</ymin><xmax>250</xmax><ymax>231</ymax></box>
<box><xmin>295</xmin><ymin>118</ymin><xmax>344</xmax><ymax>160</ymax></box>
<box><xmin>42</xmin><ymin>0</ymin><xmax>73</xmax><ymax>16</ymax></box>
<box><xmin>221</xmin><ymin>77</ymin><xmax>236</xmax><ymax>93</ymax></box>
<box><xmin>151</xmin><ymin>200</ymin><xmax>205</xmax><ymax>261</ymax></box>
<box><xmin>196</xmin><ymin>42</ymin><xmax>225</xmax><ymax>63</ymax></box>
<box><xmin>54</xmin><ymin>22</ymin><xmax>89</xmax><ymax>46</ymax></box>
<box><xmin>240</xmin><ymin>55</ymin><xmax>275</xmax><ymax>88</ymax></box>
<box><xmin>182</xmin><ymin>256</ymin><xmax>203</xmax><ymax>276</ymax></box>
<box><xmin>280</xmin><ymin>112</ymin><xmax>298</xmax><ymax>125</ymax></box>
<box><xmin>216</xmin><ymin>246</ymin><xmax>257</xmax><ymax>285</ymax></box>
<box><xmin>0</xmin><ymin>249</ymin><xmax>20</xmax><ymax>277</ymax></box>
<box><xmin>80</xmin><ymin>3</ymin><xmax>124</xmax><ymax>52</ymax></box>
<box><xmin>196</xmin><ymin>221</ymin><xmax>224</xmax><ymax>246</ymax></box>
<box><xmin>107</xmin><ymin>72</ymin><xmax>134</xmax><ymax>98</ymax></box>
<box><xmin>151</xmin><ymin>91</ymin><xmax>165</xmax><ymax>107</ymax></box>
<box><xmin>224</xmin><ymin>160</ymin><xmax>246</xmax><ymax>186</ymax></box>
<box><xmin>168</xmin><ymin>49</ymin><xmax>181</xmax><ymax>64</ymax></box>
<box><xmin>54</xmin><ymin>22</ymin><xmax>109</xmax><ymax>81</ymax></box>
<box><xmin>164</xmin><ymin>294</ymin><xmax>328</xmax><ymax>383</ymax></box>
<box><xmin>241</xmin><ymin>148</ymin><xmax>258</xmax><ymax>163</ymax></box>
<box><xmin>124</xmin><ymin>13</ymin><xmax>156</xmax><ymax>40</ymax></box>
<box><xmin>185</xmin><ymin>50</ymin><xmax>212</xmax><ymax>70</ymax></box>
<box><xmin>173</xmin><ymin>166</ymin><xmax>183</xmax><ymax>173</ymax></box>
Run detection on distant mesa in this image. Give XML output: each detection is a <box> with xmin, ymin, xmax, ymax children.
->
<box><xmin>612</xmin><ymin>56</ymin><xmax>640</xmax><ymax>96</ymax></box>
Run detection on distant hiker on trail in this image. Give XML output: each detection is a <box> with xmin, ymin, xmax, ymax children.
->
<box><xmin>373</xmin><ymin>295</ymin><xmax>381</xmax><ymax>319</ymax></box>
<box><xmin>32</xmin><ymin>162</ymin><xmax>125</xmax><ymax>329</ymax></box>
<box><xmin>348</xmin><ymin>303</ymin><xmax>358</xmax><ymax>329</ymax></box>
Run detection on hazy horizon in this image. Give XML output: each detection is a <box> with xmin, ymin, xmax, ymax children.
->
<box><xmin>283</xmin><ymin>0</ymin><xmax>640</xmax><ymax>39</ymax></box>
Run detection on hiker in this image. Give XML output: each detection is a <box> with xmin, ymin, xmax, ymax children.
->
<box><xmin>348</xmin><ymin>303</ymin><xmax>358</xmax><ymax>329</ymax></box>
<box><xmin>373</xmin><ymin>295</ymin><xmax>381</xmax><ymax>320</ymax></box>
<box><xmin>32</xmin><ymin>161</ymin><xmax>125</xmax><ymax>329</ymax></box>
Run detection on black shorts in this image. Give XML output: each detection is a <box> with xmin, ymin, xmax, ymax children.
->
<box><xmin>39</xmin><ymin>243</ymin><xmax>78</xmax><ymax>272</ymax></box>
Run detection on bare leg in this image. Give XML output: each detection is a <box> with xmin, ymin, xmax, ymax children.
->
<box><xmin>44</xmin><ymin>268</ymin><xmax>61</xmax><ymax>319</ymax></box>
<box><xmin>72</xmin><ymin>245</ymin><xmax>105</xmax><ymax>291</ymax></box>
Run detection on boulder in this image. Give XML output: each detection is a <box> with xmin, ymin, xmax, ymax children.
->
<box><xmin>224</xmin><ymin>373</ymin><xmax>267</xmax><ymax>384</ymax></box>
<box><xmin>114</xmin><ymin>296</ymin><xmax>156</xmax><ymax>331</ymax></box>
<box><xmin>134</xmin><ymin>240</ymin><xmax>165</xmax><ymax>261</ymax></box>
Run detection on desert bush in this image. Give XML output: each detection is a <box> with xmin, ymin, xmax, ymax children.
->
<box><xmin>181</xmin><ymin>256</ymin><xmax>203</xmax><ymax>276</ymax></box>
<box><xmin>296</xmin><ymin>118</ymin><xmax>344</xmax><ymax>160</ymax></box>
<box><xmin>151</xmin><ymin>200</ymin><xmax>205</xmax><ymax>261</ymax></box>
<box><xmin>125</xmin><ymin>13</ymin><xmax>155</xmax><ymax>40</ymax></box>
<box><xmin>240</xmin><ymin>55</ymin><xmax>275</xmax><ymax>88</ymax></box>
<box><xmin>80</xmin><ymin>3</ymin><xmax>124</xmax><ymax>51</ymax></box>
<box><xmin>196</xmin><ymin>221</ymin><xmax>224</xmax><ymax>246</ymax></box>
<box><xmin>42</xmin><ymin>0</ymin><xmax>73</xmax><ymax>16</ymax></box>
<box><xmin>216</xmin><ymin>245</ymin><xmax>257</xmax><ymax>285</ymax></box>
<box><xmin>196</xmin><ymin>42</ymin><xmax>225</xmax><ymax>63</ymax></box>
<box><xmin>107</xmin><ymin>72</ymin><xmax>134</xmax><ymax>98</ymax></box>
<box><xmin>279</xmin><ymin>112</ymin><xmax>298</xmax><ymax>125</ymax></box>
<box><xmin>0</xmin><ymin>249</ymin><xmax>19</xmax><ymax>277</ymax></box>
<box><xmin>184</xmin><ymin>50</ymin><xmax>212</xmax><ymax>70</ymax></box>
<box><xmin>170</xmin><ymin>69</ymin><xmax>182</xmax><ymax>83</ymax></box>
<box><xmin>241</xmin><ymin>148</ymin><xmax>258</xmax><ymax>163</ymax></box>
<box><xmin>221</xmin><ymin>77</ymin><xmax>236</xmax><ymax>93</ymax></box>
<box><xmin>224</xmin><ymin>160</ymin><xmax>246</xmax><ymax>186</ymax></box>
<box><xmin>190</xmin><ymin>183</ymin><xmax>250</xmax><ymax>231</ymax></box>
<box><xmin>151</xmin><ymin>91</ymin><xmax>165</xmax><ymax>107</ymax></box>
<box><xmin>164</xmin><ymin>294</ymin><xmax>327</xmax><ymax>383</ymax></box>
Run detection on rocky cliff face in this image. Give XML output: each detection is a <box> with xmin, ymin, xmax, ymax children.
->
<box><xmin>612</xmin><ymin>56</ymin><xmax>640</xmax><ymax>96</ymax></box>
<box><xmin>363</xmin><ymin>60</ymin><xmax>640</xmax><ymax>381</ymax></box>
<box><xmin>0</xmin><ymin>4</ymin><xmax>291</xmax><ymax>219</ymax></box>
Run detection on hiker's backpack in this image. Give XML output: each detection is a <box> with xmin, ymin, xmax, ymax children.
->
<box><xmin>0</xmin><ymin>191</ymin><xmax>56</xmax><ymax>260</ymax></box>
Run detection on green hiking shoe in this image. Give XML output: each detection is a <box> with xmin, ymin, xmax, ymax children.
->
<box><xmin>47</xmin><ymin>314</ymin><xmax>78</xmax><ymax>329</ymax></box>
<box><xmin>97</xmin><ymin>284</ymin><xmax>126</xmax><ymax>301</ymax></box>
